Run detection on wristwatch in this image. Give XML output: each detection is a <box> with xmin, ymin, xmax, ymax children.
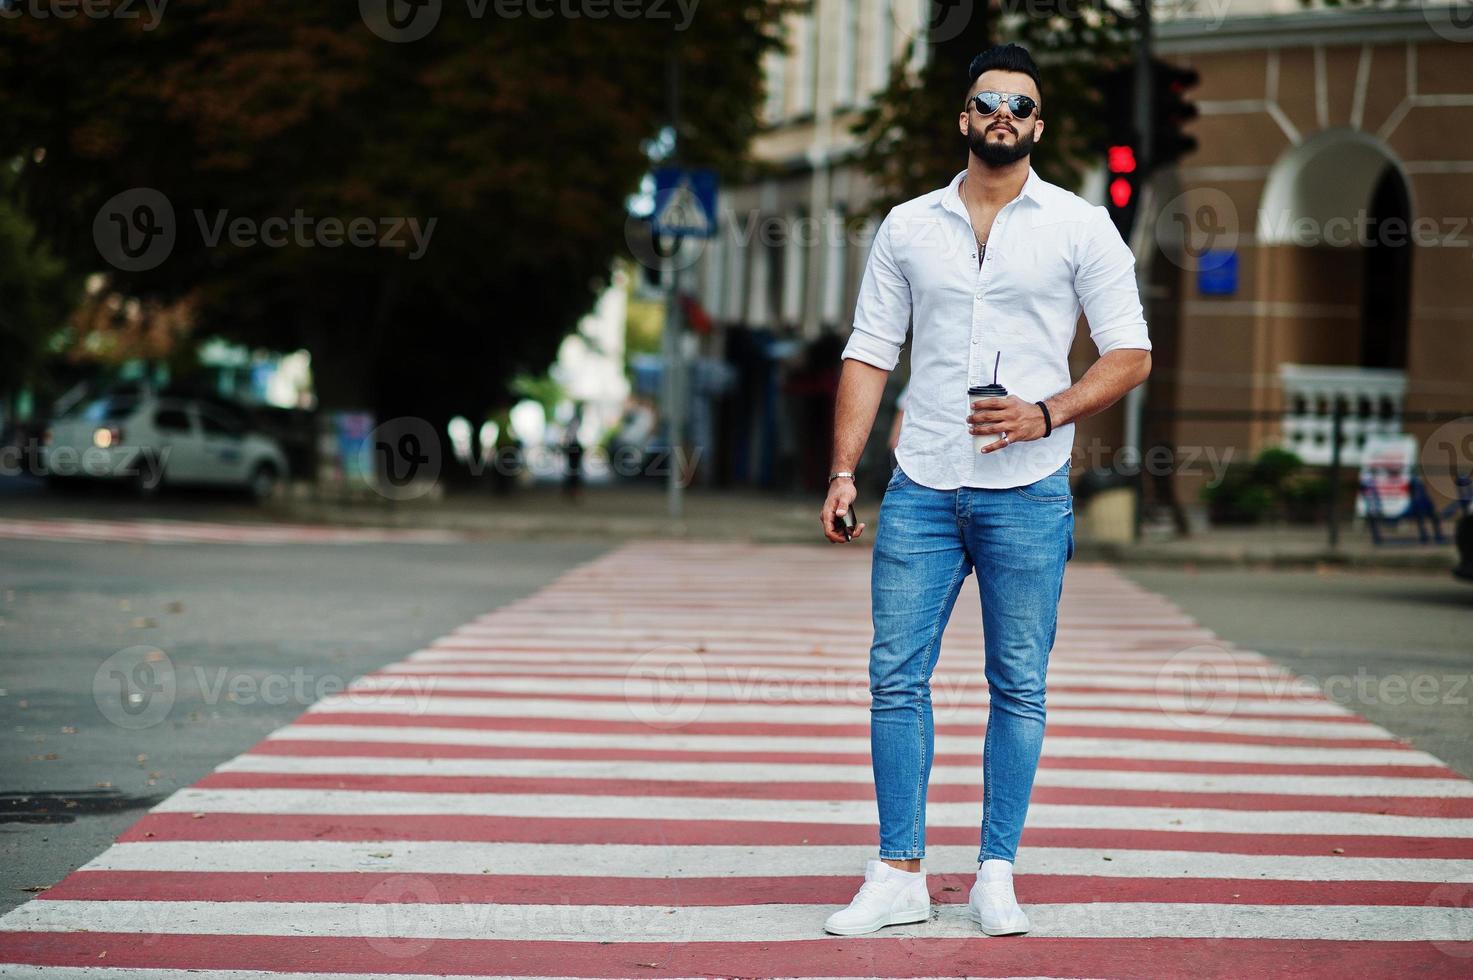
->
<box><xmin>828</xmin><ymin>470</ymin><xmax>856</xmax><ymax>482</ymax></box>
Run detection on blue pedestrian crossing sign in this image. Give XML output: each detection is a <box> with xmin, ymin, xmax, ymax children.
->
<box><xmin>652</xmin><ymin>168</ymin><xmax>718</xmax><ymax>239</ymax></box>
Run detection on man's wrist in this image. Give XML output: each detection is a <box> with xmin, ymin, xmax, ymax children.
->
<box><xmin>828</xmin><ymin>470</ymin><xmax>856</xmax><ymax>483</ymax></box>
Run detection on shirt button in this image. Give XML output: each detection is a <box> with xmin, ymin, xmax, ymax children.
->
<box><xmin>975</xmin><ymin>291</ymin><xmax>983</xmax><ymax>299</ymax></box>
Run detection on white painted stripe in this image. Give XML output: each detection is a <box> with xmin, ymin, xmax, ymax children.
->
<box><xmin>348</xmin><ymin>673</ymin><xmax>1352</xmax><ymax>713</ymax></box>
<box><xmin>266</xmin><ymin>724</ymin><xmax>1443</xmax><ymax>767</ymax></box>
<box><xmin>150</xmin><ymin>788</ymin><xmax>1473</xmax><ymax>837</ymax></box>
<box><xmin>79</xmin><ymin>840</ymin><xmax>1473</xmax><ymax>882</ymax></box>
<box><xmin>417</xmin><ymin>644</ymin><xmax>1266</xmax><ymax>665</ymax></box>
<box><xmin>383</xmin><ymin>658</ymin><xmax>1305</xmax><ymax>683</ymax></box>
<box><xmin>220</xmin><ymin>754</ymin><xmax>1473</xmax><ymax>798</ymax></box>
<box><xmin>5</xmin><ymin>899</ymin><xmax>1469</xmax><ymax>943</ymax></box>
<box><xmin>308</xmin><ymin>694</ymin><xmax>1386</xmax><ymax>736</ymax></box>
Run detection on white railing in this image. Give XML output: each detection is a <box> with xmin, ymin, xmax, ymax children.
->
<box><xmin>1278</xmin><ymin>364</ymin><xmax>1407</xmax><ymax>466</ymax></box>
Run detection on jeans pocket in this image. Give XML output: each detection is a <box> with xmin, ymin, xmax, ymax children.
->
<box><xmin>886</xmin><ymin>463</ymin><xmax>911</xmax><ymax>492</ymax></box>
<box><xmin>1014</xmin><ymin>460</ymin><xmax>1072</xmax><ymax>502</ymax></box>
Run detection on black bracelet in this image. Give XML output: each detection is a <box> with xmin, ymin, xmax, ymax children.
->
<box><xmin>1035</xmin><ymin>400</ymin><xmax>1052</xmax><ymax>437</ymax></box>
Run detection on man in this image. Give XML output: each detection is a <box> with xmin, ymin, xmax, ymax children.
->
<box><xmin>887</xmin><ymin>381</ymin><xmax>909</xmax><ymax>456</ymax></box>
<box><xmin>819</xmin><ymin>43</ymin><xmax>1151</xmax><ymax>937</ymax></box>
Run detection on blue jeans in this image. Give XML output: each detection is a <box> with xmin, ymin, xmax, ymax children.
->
<box><xmin>868</xmin><ymin>458</ymin><xmax>1074</xmax><ymax>864</ymax></box>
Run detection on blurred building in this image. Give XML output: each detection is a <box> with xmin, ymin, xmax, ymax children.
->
<box><xmin>694</xmin><ymin>0</ymin><xmax>1473</xmax><ymax>517</ymax></box>
<box><xmin>1149</xmin><ymin>2</ymin><xmax>1473</xmax><ymax>516</ymax></box>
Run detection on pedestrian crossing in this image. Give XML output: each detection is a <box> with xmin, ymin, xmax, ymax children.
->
<box><xmin>0</xmin><ymin>517</ymin><xmax>462</xmax><ymax>545</ymax></box>
<box><xmin>1</xmin><ymin>540</ymin><xmax>1470</xmax><ymax>977</ymax></box>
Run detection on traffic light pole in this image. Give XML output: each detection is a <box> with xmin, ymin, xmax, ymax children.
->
<box><xmin>663</xmin><ymin>47</ymin><xmax>685</xmax><ymax>521</ymax></box>
<box><xmin>1125</xmin><ymin>0</ymin><xmax>1153</xmax><ymax>542</ymax></box>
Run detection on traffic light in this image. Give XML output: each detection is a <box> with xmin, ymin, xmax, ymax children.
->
<box><xmin>1105</xmin><ymin>142</ymin><xmax>1140</xmax><ymax>241</ymax></box>
<box><xmin>1151</xmin><ymin>61</ymin><xmax>1199</xmax><ymax>168</ymax></box>
<box><xmin>1095</xmin><ymin>64</ymin><xmax>1141</xmax><ymax>240</ymax></box>
<box><xmin>1092</xmin><ymin>59</ymin><xmax>1198</xmax><ymax>240</ymax></box>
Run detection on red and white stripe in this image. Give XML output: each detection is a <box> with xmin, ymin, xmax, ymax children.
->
<box><xmin>0</xmin><ymin>518</ymin><xmax>462</xmax><ymax>546</ymax></box>
<box><xmin>2</xmin><ymin>541</ymin><xmax>1470</xmax><ymax>978</ymax></box>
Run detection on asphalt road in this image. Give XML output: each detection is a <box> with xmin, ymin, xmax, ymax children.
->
<box><xmin>1125</xmin><ymin>565</ymin><xmax>1473</xmax><ymax>778</ymax></box>
<box><xmin>0</xmin><ymin>533</ymin><xmax>609</xmax><ymax>914</ymax></box>
<box><xmin>2</xmin><ymin>506</ymin><xmax>1468</xmax><ymax>918</ymax></box>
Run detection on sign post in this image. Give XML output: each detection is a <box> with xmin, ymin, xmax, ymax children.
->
<box><xmin>651</xmin><ymin>166</ymin><xmax>718</xmax><ymax>520</ymax></box>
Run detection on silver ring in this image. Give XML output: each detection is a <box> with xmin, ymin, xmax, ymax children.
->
<box><xmin>1001</xmin><ymin>432</ymin><xmax>1010</xmax><ymax>444</ymax></box>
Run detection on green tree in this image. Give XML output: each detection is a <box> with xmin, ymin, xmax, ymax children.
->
<box><xmin>851</xmin><ymin>1</ymin><xmax>1135</xmax><ymax>215</ymax></box>
<box><xmin>0</xmin><ymin>0</ymin><xmax>786</xmax><ymax>434</ymax></box>
<box><xmin>0</xmin><ymin>166</ymin><xmax>80</xmax><ymax>405</ymax></box>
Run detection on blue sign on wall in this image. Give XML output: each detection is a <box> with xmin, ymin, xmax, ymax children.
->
<box><xmin>1197</xmin><ymin>250</ymin><xmax>1238</xmax><ymax>295</ymax></box>
<box><xmin>652</xmin><ymin>168</ymin><xmax>718</xmax><ymax>239</ymax></box>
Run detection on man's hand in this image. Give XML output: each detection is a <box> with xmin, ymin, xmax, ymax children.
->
<box><xmin>820</xmin><ymin>478</ymin><xmax>867</xmax><ymax>543</ymax></box>
<box><xmin>968</xmin><ymin>395</ymin><xmax>1047</xmax><ymax>454</ymax></box>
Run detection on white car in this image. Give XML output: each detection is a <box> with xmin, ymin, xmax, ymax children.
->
<box><xmin>41</xmin><ymin>390</ymin><xmax>290</xmax><ymax>501</ymax></box>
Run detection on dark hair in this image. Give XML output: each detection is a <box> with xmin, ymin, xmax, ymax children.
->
<box><xmin>967</xmin><ymin>43</ymin><xmax>1042</xmax><ymax>107</ymax></box>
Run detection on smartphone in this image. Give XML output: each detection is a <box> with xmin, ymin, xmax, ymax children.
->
<box><xmin>833</xmin><ymin>506</ymin><xmax>858</xmax><ymax>541</ymax></box>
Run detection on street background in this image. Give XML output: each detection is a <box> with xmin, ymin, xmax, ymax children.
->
<box><xmin>2</xmin><ymin>0</ymin><xmax>1472</xmax><ymax>976</ymax></box>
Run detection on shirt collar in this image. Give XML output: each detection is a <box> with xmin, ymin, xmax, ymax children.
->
<box><xmin>940</xmin><ymin>165</ymin><xmax>1044</xmax><ymax>219</ymax></box>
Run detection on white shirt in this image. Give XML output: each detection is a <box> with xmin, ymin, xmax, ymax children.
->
<box><xmin>841</xmin><ymin>166</ymin><xmax>1151</xmax><ymax>490</ymax></box>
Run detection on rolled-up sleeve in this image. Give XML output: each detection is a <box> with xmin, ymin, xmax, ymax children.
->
<box><xmin>841</xmin><ymin>211</ymin><xmax>911</xmax><ymax>370</ymax></box>
<box><xmin>1076</xmin><ymin>205</ymin><xmax>1152</xmax><ymax>356</ymax></box>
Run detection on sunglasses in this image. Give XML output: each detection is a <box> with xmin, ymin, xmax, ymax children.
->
<box><xmin>967</xmin><ymin>91</ymin><xmax>1038</xmax><ymax>119</ymax></box>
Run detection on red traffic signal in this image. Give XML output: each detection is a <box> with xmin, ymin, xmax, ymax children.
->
<box><xmin>1107</xmin><ymin>145</ymin><xmax>1136</xmax><ymax>174</ymax></box>
<box><xmin>1109</xmin><ymin>176</ymin><xmax>1134</xmax><ymax>208</ymax></box>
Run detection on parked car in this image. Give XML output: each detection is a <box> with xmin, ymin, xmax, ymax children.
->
<box><xmin>40</xmin><ymin>388</ymin><xmax>289</xmax><ymax>501</ymax></box>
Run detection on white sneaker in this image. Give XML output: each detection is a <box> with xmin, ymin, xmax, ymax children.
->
<box><xmin>823</xmin><ymin>858</ymin><xmax>931</xmax><ymax>935</ymax></box>
<box><xmin>967</xmin><ymin>860</ymin><xmax>1031</xmax><ymax>936</ymax></box>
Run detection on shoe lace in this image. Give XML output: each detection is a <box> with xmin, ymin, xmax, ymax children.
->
<box><xmin>853</xmin><ymin>879</ymin><xmax>888</xmax><ymax>904</ymax></box>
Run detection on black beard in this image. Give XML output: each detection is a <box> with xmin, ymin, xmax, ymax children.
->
<box><xmin>968</xmin><ymin>123</ymin><xmax>1034</xmax><ymax>167</ymax></box>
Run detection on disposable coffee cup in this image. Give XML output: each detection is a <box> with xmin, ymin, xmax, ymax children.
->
<box><xmin>968</xmin><ymin>383</ymin><xmax>1008</xmax><ymax>453</ymax></box>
